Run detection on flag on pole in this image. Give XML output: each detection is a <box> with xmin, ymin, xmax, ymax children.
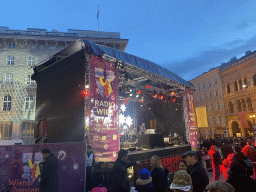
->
<box><xmin>97</xmin><ymin>5</ymin><xmax>99</xmax><ymax>19</ymax></box>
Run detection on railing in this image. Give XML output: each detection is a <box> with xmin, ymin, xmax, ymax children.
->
<box><xmin>89</xmin><ymin>154</ymin><xmax>182</xmax><ymax>189</ymax></box>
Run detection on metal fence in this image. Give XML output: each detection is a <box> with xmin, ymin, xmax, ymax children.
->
<box><xmin>88</xmin><ymin>154</ymin><xmax>182</xmax><ymax>189</ymax></box>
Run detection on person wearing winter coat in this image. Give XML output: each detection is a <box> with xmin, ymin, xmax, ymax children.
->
<box><xmin>208</xmin><ymin>145</ymin><xmax>222</xmax><ymax>181</ymax></box>
<box><xmin>241</xmin><ymin>140</ymin><xmax>256</xmax><ymax>162</ymax></box>
<box><xmin>226</xmin><ymin>145</ymin><xmax>256</xmax><ymax>192</ymax></box>
<box><xmin>109</xmin><ymin>149</ymin><xmax>139</xmax><ymax>192</ymax></box>
<box><xmin>183</xmin><ymin>150</ymin><xmax>209</xmax><ymax>192</ymax></box>
<box><xmin>167</xmin><ymin>160</ymin><xmax>188</xmax><ymax>187</ymax></box>
<box><xmin>39</xmin><ymin>148</ymin><xmax>59</xmax><ymax>192</ymax></box>
<box><xmin>150</xmin><ymin>155</ymin><xmax>168</xmax><ymax>192</ymax></box>
<box><xmin>135</xmin><ymin>168</ymin><xmax>154</xmax><ymax>192</ymax></box>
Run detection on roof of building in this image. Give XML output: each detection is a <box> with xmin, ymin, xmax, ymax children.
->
<box><xmin>83</xmin><ymin>40</ymin><xmax>193</xmax><ymax>87</ymax></box>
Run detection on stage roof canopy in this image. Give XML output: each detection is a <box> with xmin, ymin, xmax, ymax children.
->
<box><xmin>33</xmin><ymin>40</ymin><xmax>193</xmax><ymax>89</ymax></box>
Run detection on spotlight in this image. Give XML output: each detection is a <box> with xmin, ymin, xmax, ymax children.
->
<box><xmin>146</xmin><ymin>85</ymin><xmax>150</xmax><ymax>89</ymax></box>
<box><xmin>82</xmin><ymin>91</ymin><xmax>89</xmax><ymax>97</ymax></box>
<box><xmin>170</xmin><ymin>91</ymin><xmax>175</xmax><ymax>96</ymax></box>
<box><xmin>172</xmin><ymin>96</ymin><xmax>177</xmax><ymax>102</ymax></box>
<box><xmin>159</xmin><ymin>93</ymin><xmax>165</xmax><ymax>100</ymax></box>
<box><xmin>153</xmin><ymin>94</ymin><xmax>158</xmax><ymax>99</ymax></box>
<box><xmin>137</xmin><ymin>90</ymin><xmax>142</xmax><ymax>94</ymax></box>
<box><xmin>115</xmin><ymin>61</ymin><xmax>124</xmax><ymax>69</ymax></box>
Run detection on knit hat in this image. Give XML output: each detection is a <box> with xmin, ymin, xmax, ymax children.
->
<box><xmin>170</xmin><ymin>170</ymin><xmax>192</xmax><ymax>191</ymax></box>
<box><xmin>139</xmin><ymin>168</ymin><xmax>151</xmax><ymax>180</ymax></box>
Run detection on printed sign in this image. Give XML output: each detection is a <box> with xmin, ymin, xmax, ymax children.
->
<box><xmin>239</xmin><ymin>111</ymin><xmax>249</xmax><ymax>128</ymax></box>
<box><xmin>0</xmin><ymin>142</ymin><xmax>85</xmax><ymax>192</ymax></box>
<box><xmin>89</xmin><ymin>55</ymin><xmax>119</xmax><ymax>162</ymax></box>
<box><xmin>185</xmin><ymin>88</ymin><xmax>200</xmax><ymax>150</ymax></box>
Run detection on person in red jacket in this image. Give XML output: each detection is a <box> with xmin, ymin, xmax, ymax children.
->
<box><xmin>241</xmin><ymin>140</ymin><xmax>256</xmax><ymax>162</ymax></box>
<box><xmin>220</xmin><ymin>153</ymin><xmax>234</xmax><ymax>180</ymax></box>
<box><xmin>208</xmin><ymin>145</ymin><xmax>222</xmax><ymax>181</ymax></box>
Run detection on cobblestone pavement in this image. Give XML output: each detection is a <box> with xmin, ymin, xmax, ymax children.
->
<box><xmin>207</xmin><ymin>170</ymin><xmax>226</xmax><ymax>183</ymax></box>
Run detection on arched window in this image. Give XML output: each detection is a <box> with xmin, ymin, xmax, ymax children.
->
<box><xmin>243</xmin><ymin>78</ymin><xmax>248</xmax><ymax>88</ymax></box>
<box><xmin>239</xmin><ymin>79</ymin><xmax>242</xmax><ymax>90</ymax></box>
<box><xmin>3</xmin><ymin>95</ymin><xmax>11</xmax><ymax>111</ymax></box>
<box><xmin>234</xmin><ymin>81</ymin><xmax>238</xmax><ymax>91</ymax></box>
<box><xmin>237</xmin><ymin>100</ymin><xmax>242</xmax><ymax>112</ymax></box>
<box><xmin>253</xmin><ymin>74</ymin><xmax>256</xmax><ymax>86</ymax></box>
<box><xmin>229</xmin><ymin>101</ymin><xmax>234</xmax><ymax>113</ymax></box>
<box><xmin>227</xmin><ymin>84</ymin><xmax>231</xmax><ymax>94</ymax></box>
<box><xmin>242</xmin><ymin>99</ymin><xmax>246</xmax><ymax>111</ymax></box>
<box><xmin>247</xmin><ymin>98</ymin><xmax>252</xmax><ymax>111</ymax></box>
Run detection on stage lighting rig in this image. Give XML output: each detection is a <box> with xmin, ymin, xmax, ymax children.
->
<box><xmin>115</xmin><ymin>60</ymin><xmax>124</xmax><ymax>69</ymax></box>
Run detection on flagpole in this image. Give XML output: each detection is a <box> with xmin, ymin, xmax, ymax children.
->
<box><xmin>98</xmin><ymin>5</ymin><xmax>99</xmax><ymax>31</ymax></box>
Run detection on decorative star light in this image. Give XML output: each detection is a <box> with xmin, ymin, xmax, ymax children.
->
<box><xmin>119</xmin><ymin>113</ymin><xmax>125</xmax><ymax>125</ymax></box>
<box><xmin>126</xmin><ymin>115</ymin><xmax>133</xmax><ymax>127</ymax></box>
<box><xmin>120</xmin><ymin>104</ymin><xmax>126</xmax><ymax>112</ymax></box>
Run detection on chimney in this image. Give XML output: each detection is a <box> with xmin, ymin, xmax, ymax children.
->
<box><xmin>230</xmin><ymin>57</ymin><xmax>237</xmax><ymax>62</ymax></box>
<box><xmin>245</xmin><ymin>50</ymin><xmax>251</xmax><ymax>56</ymax></box>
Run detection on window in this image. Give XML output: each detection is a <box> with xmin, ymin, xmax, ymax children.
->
<box><xmin>247</xmin><ymin>98</ymin><xmax>252</xmax><ymax>111</ymax></box>
<box><xmin>213</xmin><ymin>117</ymin><xmax>216</xmax><ymax>124</ymax></box>
<box><xmin>208</xmin><ymin>81</ymin><xmax>211</xmax><ymax>87</ymax></box>
<box><xmin>215</xmin><ymin>89</ymin><xmax>219</xmax><ymax>96</ymax></box>
<box><xmin>0</xmin><ymin>121</ymin><xmax>13</xmax><ymax>140</ymax></box>
<box><xmin>30</xmin><ymin>45</ymin><xmax>36</xmax><ymax>49</ymax></box>
<box><xmin>3</xmin><ymin>96</ymin><xmax>12</xmax><ymax>111</ymax></box>
<box><xmin>243</xmin><ymin>78</ymin><xmax>248</xmax><ymax>88</ymax></box>
<box><xmin>21</xmin><ymin>121</ymin><xmax>35</xmax><ymax>145</ymax></box>
<box><xmin>211</xmin><ymin>103</ymin><xmax>214</xmax><ymax>111</ymax></box>
<box><xmin>219</xmin><ymin>116</ymin><xmax>222</xmax><ymax>124</ymax></box>
<box><xmin>8</xmin><ymin>44</ymin><xmax>15</xmax><ymax>48</ymax></box>
<box><xmin>229</xmin><ymin>102</ymin><xmax>234</xmax><ymax>113</ymax></box>
<box><xmin>27</xmin><ymin>57</ymin><xmax>35</xmax><ymax>66</ymax></box>
<box><xmin>26</xmin><ymin>75</ymin><xmax>35</xmax><ymax>85</ymax></box>
<box><xmin>25</xmin><ymin>96</ymin><xmax>35</xmax><ymax>110</ymax></box>
<box><xmin>199</xmin><ymin>95</ymin><xmax>202</xmax><ymax>101</ymax></box>
<box><xmin>216</xmin><ymin>102</ymin><xmax>220</xmax><ymax>110</ymax></box>
<box><xmin>198</xmin><ymin>86</ymin><xmax>200</xmax><ymax>91</ymax></box>
<box><xmin>227</xmin><ymin>84</ymin><xmax>230</xmax><ymax>94</ymax></box>
<box><xmin>253</xmin><ymin>74</ymin><xmax>256</xmax><ymax>86</ymax></box>
<box><xmin>210</xmin><ymin>92</ymin><xmax>212</xmax><ymax>98</ymax></box>
<box><xmin>214</xmin><ymin>78</ymin><xmax>217</xmax><ymax>84</ymax></box>
<box><xmin>4</xmin><ymin>73</ymin><xmax>13</xmax><ymax>83</ymax></box>
<box><xmin>6</xmin><ymin>56</ymin><xmax>14</xmax><ymax>65</ymax></box>
<box><xmin>204</xmin><ymin>93</ymin><xmax>207</xmax><ymax>100</ymax></box>
<box><xmin>203</xmin><ymin>83</ymin><xmax>205</xmax><ymax>89</ymax></box>
<box><xmin>234</xmin><ymin>81</ymin><xmax>238</xmax><ymax>91</ymax></box>
<box><xmin>242</xmin><ymin>99</ymin><xmax>246</xmax><ymax>111</ymax></box>
<box><xmin>237</xmin><ymin>100</ymin><xmax>242</xmax><ymax>112</ymax></box>
<box><xmin>49</xmin><ymin>45</ymin><xmax>55</xmax><ymax>50</ymax></box>
<box><xmin>239</xmin><ymin>79</ymin><xmax>242</xmax><ymax>90</ymax></box>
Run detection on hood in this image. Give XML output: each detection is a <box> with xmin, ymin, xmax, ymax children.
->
<box><xmin>136</xmin><ymin>177</ymin><xmax>152</xmax><ymax>185</ymax></box>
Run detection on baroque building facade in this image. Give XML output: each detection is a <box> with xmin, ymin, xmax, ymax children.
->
<box><xmin>0</xmin><ymin>26</ymin><xmax>128</xmax><ymax>144</ymax></box>
<box><xmin>191</xmin><ymin>67</ymin><xmax>226</xmax><ymax>138</ymax></box>
<box><xmin>219</xmin><ymin>50</ymin><xmax>256</xmax><ymax>137</ymax></box>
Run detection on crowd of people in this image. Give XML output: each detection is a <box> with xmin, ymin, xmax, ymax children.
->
<box><xmin>105</xmin><ymin>135</ymin><xmax>256</xmax><ymax>192</ymax></box>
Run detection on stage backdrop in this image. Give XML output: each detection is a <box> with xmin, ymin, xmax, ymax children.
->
<box><xmin>89</xmin><ymin>55</ymin><xmax>119</xmax><ymax>162</ymax></box>
<box><xmin>185</xmin><ymin>88</ymin><xmax>200</xmax><ymax>151</ymax></box>
<box><xmin>0</xmin><ymin>142</ymin><xmax>85</xmax><ymax>192</ymax></box>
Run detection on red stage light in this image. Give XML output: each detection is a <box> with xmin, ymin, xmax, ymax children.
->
<box><xmin>170</xmin><ymin>91</ymin><xmax>175</xmax><ymax>95</ymax></box>
<box><xmin>153</xmin><ymin>94</ymin><xmax>158</xmax><ymax>98</ymax></box>
<box><xmin>138</xmin><ymin>90</ymin><xmax>142</xmax><ymax>94</ymax></box>
<box><xmin>173</xmin><ymin>97</ymin><xmax>177</xmax><ymax>102</ymax></box>
<box><xmin>160</xmin><ymin>95</ymin><xmax>164</xmax><ymax>100</ymax></box>
<box><xmin>125</xmin><ymin>98</ymin><xmax>129</xmax><ymax>101</ymax></box>
<box><xmin>146</xmin><ymin>85</ymin><xmax>150</xmax><ymax>88</ymax></box>
<box><xmin>140</xmin><ymin>100</ymin><xmax>144</xmax><ymax>103</ymax></box>
<box><xmin>82</xmin><ymin>91</ymin><xmax>89</xmax><ymax>97</ymax></box>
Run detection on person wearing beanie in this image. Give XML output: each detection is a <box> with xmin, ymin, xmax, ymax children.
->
<box><xmin>135</xmin><ymin>168</ymin><xmax>154</xmax><ymax>192</ymax></box>
<box><xmin>170</xmin><ymin>170</ymin><xmax>192</xmax><ymax>192</ymax></box>
<box><xmin>226</xmin><ymin>145</ymin><xmax>256</xmax><ymax>192</ymax></box>
<box><xmin>39</xmin><ymin>148</ymin><xmax>59</xmax><ymax>192</ymax></box>
<box><xmin>109</xmin><ymin>149</ymin><xmax>140</xmax><ymax>192</ymax></box>
<box><xmin>206</xmin><ymin>181</ymin><xmax>235</xmax><ymax>192</ymax></box>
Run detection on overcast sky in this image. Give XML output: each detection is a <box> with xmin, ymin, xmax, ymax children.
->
<box><xmin>2</xmin><ymin>0</ymin><xmax>256</xmax><ymax>81</ymax></box>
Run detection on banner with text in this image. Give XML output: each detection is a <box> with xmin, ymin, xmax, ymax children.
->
<box><xmin>0</xmin><ymin>142</ymin><xmax>85</xmax><ymax>192</ymax></box>
<box><xmin>89</xmin><ymin>55</ymin><xmax>119</xmax><ymax>162</ymax></box>
<box><xmin>239</xmin><ymin>111</ymin><xmax>249</xmax><ymax>128</ymax></box>
<box><xmin>185</xmin><ymin>88</ymin><xmax>200</xmax><ymax>150</ymax></box>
